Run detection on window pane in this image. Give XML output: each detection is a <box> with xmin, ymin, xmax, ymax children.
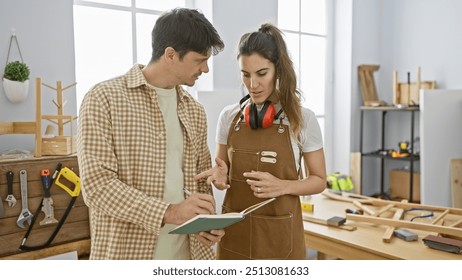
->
<box><xmin>73</xmin><ymin>6</ymin><xmax>133</xmax><ymax>111</ymax></box>
<box><xmin>317</xmin><ymin>117</ymin><xmax>325</xmax><ymax>143</ymax></box>
<box><xmin>84</xmin><ymin>0</ymin><xmax>131</xmax><ymax>7</ymax></box>
<box><xmin>136</xmin><ymin>0</ymin><xmax>185</xmax><ymax>11</ymax></box>
<box><xmin>284</xmin><ymin>33</ymin><xmax>300</xmax><ymax>86</ymax></box>
<box><xmin>300</xmin><ymin>35</ymin><xmax>325</xmax><ymax>115</ymax></box>
<box><xmin>278</xmin><ymin>0</ymin><xmax>299</xmax><ymax>31</ymax></box>
<box><xmin>136</xmin><ymin>13</ymin><xmax>159</xmax><ymax>64</ymax></box>
<box><xmin>301</xmin><ymin>0</ymin><xmax>326</xmax><ymax>35</ymax></box>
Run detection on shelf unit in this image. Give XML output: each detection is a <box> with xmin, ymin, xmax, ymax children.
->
<box><xmin>359</xmin><ymin>106</ymin><xmax>420</xmax><ymax>202</ymax></box>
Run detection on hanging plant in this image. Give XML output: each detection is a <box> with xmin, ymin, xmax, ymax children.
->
<box><xmin>4</xmin><ymin>61</ymin><xmax>30</xmax><ymax>82</ymax></box>
<box><xmin>2</xmin><ymin>34</ymin><xmax>30</xmax><ymax>103</ymax></box>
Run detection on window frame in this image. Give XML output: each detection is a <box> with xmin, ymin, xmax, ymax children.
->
<box><xmin>277</xmin><ymin>0</ymin><xmax>333</xmax><ymax>171</ymax></box>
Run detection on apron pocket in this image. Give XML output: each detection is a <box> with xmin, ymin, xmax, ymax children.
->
<box><xmin>230</xmin><ymin>149</ymin><xmax>260</xmax><ymax>182</ymax></box>
<box><xmin>219</xmin><ymin>210</ymin><xmax>251</xmax><ymax>258</ymax></box>
<box><xmin>250</xmin><ymin>213</ymin><xmax>294</xmax><ymax>259</ymax></box>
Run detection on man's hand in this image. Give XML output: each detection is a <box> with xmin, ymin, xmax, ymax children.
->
<box><xmin>197</xmin><ymin>229</ymin><xmax>225</xmax><ymax>247</ymax></box>
<box><xmin>163</xmin><ymin>193</ymin><xmax>216</xmax><ymax>225</ymax></box>
<box><xmin>194</xmin><ymin>157</ymin><xmax>230</xmax><ymax>190</ymax></box>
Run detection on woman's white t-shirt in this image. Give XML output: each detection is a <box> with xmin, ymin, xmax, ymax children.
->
<box><xmin>215</xmin><ymin>103</ymin><xmax>323</xmax><ymax>170</ymax></box>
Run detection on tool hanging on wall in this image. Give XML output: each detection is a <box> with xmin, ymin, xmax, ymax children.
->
<box><xmin>5</xmin><ymin>171</ymin><xmax>17</xmax><ymax>207</ymax></box>
<box><xmin>39</xmin><ymin>169</ymin><xmax>58</xmax><ymax>225</ymax></box>
<box><xmin>17</xmin><ymin>170</ymin><xmax>33</xmax><ymax>228</ymax></box>
<box><xmin>19</xmin><ymin>164</ymin><xmax>81</xmax><ymax>251</ymax></box>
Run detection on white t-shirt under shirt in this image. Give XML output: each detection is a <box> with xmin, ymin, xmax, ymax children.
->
<box><xmin>216</xmin><ymin>103</ymin><xmax>323</xmax><ymax>171</ymax></box>
<box><xmin>149</xmin><ymin>85</ymin><xmax>190</xmax><ymax>260</ymax></box>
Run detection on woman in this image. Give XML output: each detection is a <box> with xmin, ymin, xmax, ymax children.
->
<box><xmin>195</xmin><ymin>23</ymin><xmax>326</xmax><ymax>260</ymax></box>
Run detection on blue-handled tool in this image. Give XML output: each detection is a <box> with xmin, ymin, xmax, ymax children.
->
<box><xmin>40</xmin><ymin>169</ymin><xmax>58</xmax><ymax>225</ymax></box>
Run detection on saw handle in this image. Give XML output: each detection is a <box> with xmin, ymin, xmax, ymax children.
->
<box><xmin>55</xmin><ymin>167</ymin><xmax>81</xmax><ymax>197</ymax></box>
<box><xmin>6</xmin><ymin>171</ymin><xmax>14</xmax><ymax>195</ymax></box>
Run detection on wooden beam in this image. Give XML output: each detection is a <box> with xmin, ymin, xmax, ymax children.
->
<box><xmin>303</xmin><ymin>215</ymin><xmax>356</xmax><ymax>231</ymax></box>
<box><xmin>347</xmin><ymin>214</ymin><xmax>462</xmax><ymax>238</ymax></box>
<box><xmin>382</xmin><ymin>208</ymin><xmax>405</xmax><ymax>243</ymax></box>
<box><xmin>323</xmin><ymin>190</ymin><xmax>462</xmax><ymax>215</ymax></box>
<box><xmin>0</xmin><ymin>122</ymin><xmax>36</xmax><ymax>134</ymax></box>
<box><xmin>0</xmin><ymin>239</ymin><xmax>90</xmax><ymax>260</ymax></box>
<box><xmin>451</xmin><ymin>159</ymin><xmax>462</xmax><ymax>208</ymax></box>
<box><xmin>432</xmin><ymin>209</ymin><xmax>450</xmax><ymax>225</ymax></box>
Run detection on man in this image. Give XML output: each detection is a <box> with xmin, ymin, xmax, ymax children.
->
<box><xmin>77</xmin><ymin>8</ymin><xmax>225</xmax><ymax>260</ymax></box>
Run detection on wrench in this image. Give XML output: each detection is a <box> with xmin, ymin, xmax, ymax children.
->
<box><xmin>5</xmin><ymin>171</ymin><xmax>17</xmax><ymax>207</ymax></box>
<box><xmin>17</xmin><ymin>170</ymin><xmax>33</xmax><ymax>228</ymax></box>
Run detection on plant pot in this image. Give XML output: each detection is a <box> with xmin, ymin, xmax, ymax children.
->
<box><xmin>2</xmin><ymin>77</ymin><xmax>29</xmax><ymax>103</ymax></box>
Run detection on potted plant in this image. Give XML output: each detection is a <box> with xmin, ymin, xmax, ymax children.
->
<box><xmin>3</xmin><ymin>60</ymin><xmax>30</xmax><ymax>103</ymax></box>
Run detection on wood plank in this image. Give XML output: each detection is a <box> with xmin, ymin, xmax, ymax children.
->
<box><xmin>0</xmin><ymin>220</ymin><xmax>90</xmax><ymax>257</ymax></box>
<box><xmin>0</xmin><ymin>205</ymin><xmax>88</xmax><ymax>236</ymax></box>
<box><xmin>349</xmin><ymin>152</ymin><xmax>361</xmax><ymax>194</ymax></box>
<box><xmin>451</xmin><ymin>159</ymin><xmax>462</xmax><ymax>208</ymax></box>
<box><xmin>0</xmin><ymin>155</ymin><xmax>89</xmax><ymax>259</ymax></box>
<box><xmin>0</xmin><ymin>239</ymin><xmax>90</xmax><ymax>260</ymax></box>
<box><xmin>347</xmin><ymin>214</ymin><xmax>462</xmax><ymax>238</ymax></box>
<box><xmin>323</xmin><ymin>190</ymin><xmax>462</xmax><ymax>215</ymax></box>
<box><xmin>382</xmin><ymin>208</ymin><xmax>404</xmax><ymax>243</ymax></box>
<box><xmin>0</xmin><ymin>122</ymin><xmax>14</xmax><ymax>134</ymax></box>
<box><xmin>302</xmin><ymin>215</ymin><xmax>356</xmax><ymax>231</ymax></box>
<box><xmin>0</xmin><ymin>122</ymin><xmax>36</xmax><ymax>134</ymax></box>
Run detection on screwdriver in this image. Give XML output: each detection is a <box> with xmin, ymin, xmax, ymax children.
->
<box><xmin>41</xmin><ymin>169</ymin><xmax>52</xmax><ymax>198</ymax></box>
<box><xmin>40</xmin><ymin>169</ymin><xmax>58</xmax><ymax>225</ymax></box>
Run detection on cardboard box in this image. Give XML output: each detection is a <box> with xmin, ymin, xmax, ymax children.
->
<box><xmin>389</xmin><ymin>169</ymin><xmax>420</xmax><ymax>202</ymax></box>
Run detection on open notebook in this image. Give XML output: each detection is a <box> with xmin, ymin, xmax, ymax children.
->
<box><xmin>169</xmin><ymin>197</ymin><xmax>276</xmax><ymax>234</ymax></box>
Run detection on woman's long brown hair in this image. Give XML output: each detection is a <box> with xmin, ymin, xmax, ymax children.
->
<box><xmin>238</xmin><ymin>23</ymin><xmax>303</xmax><ymax>140</ymax></box>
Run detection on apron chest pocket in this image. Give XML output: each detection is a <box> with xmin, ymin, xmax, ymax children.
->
<box><xmin>230</xmin><ymin>149</ymin><xmax>260</xmax><ymax>182</ymax></box>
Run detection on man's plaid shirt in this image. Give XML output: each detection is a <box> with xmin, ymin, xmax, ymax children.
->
<box><xmin>77</xmin><ymin>64</ymin><xmax>214</xmax><ymax>259</ymax></box>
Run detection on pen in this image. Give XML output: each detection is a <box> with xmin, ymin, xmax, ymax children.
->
<box><xmin>183</xmin><ymin>187</ymin><xmax>192</xmax><ymax>196</ymax></box>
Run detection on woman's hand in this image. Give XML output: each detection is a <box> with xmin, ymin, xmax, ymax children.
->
<box><xmin>194</xmin><ymin>158</ymin><xmax>230</xmax><ymax>190</ymax></box>
<box><xmin>244</xmin><ymin>170</ymin><xmax>286</xmax><ymax>198</ymax></box>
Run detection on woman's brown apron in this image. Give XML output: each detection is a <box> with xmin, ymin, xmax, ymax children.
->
<box><xmin>217</xmin><ymin>112</ymin><xmax>306</xmax><ymax>260</ymax></box>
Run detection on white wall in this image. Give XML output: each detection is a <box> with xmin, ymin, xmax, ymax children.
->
<box><xmin>0</xmin><ymin>0</ymin><xmax>77</xmax><ymax>153</ymax></box>
<box><xmin>420</xmin><ymin>90</ymin><xmax>462</xmax><ymax>206</ymax></box>
<box><xmin>350</xmin><ymin>0</ymin><xmax>462</xmax><ymax>199</ymax></box>
<box><xmin>331</xmin><ymin>0</ymin><xmax>353</xmax><ymax>176</ymax></box>
<box><xmin>212</xmin><ymin>0</ymin><xmax>277</xmax><ymax>91</ymax></box>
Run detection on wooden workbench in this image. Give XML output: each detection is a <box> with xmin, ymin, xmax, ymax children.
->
<box><xmin>303</xmin><ymin>193</ymin><xmax>462</xmax><ymax>260</ymax></box>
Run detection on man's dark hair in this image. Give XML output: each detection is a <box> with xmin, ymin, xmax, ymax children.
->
<box><xmin>151</xmin><ymin>8</ymin><xmax>224</xmax><ymax>62</ymax></box>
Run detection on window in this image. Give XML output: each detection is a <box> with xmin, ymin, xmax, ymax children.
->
<box><xmin>278</xmin><ymin>0</ymin><xmax>331</xmax><ymax>142</ymax></box>
<box><xmin>73</xmin><ymin>0</ymin><xmax>187</xmax><ymax>111</ymax></box>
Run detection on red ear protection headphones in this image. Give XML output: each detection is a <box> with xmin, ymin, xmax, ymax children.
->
<box><xmin>239</xmin><ymin>95</ymin><xmax>282</xmax><ymax>129</ymax></box>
